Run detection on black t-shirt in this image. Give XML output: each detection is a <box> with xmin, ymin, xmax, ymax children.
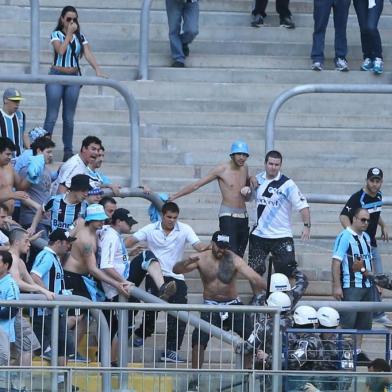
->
<box><xmin>340</xmin><ymin>189</ymin><xmax>382</xmax><ymax>247</ymax></box>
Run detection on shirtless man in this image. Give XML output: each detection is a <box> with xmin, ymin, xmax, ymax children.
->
<box><xmin>8</xmin><ymin>228</ymin><xmax>52</xmax><ymax>366</ymax></box>
<box><xmin>173</xmin><ymin>230</ymin><xmax>265</xmax><ymax>381</ymax></box>
<box><xmin>63</xmin><ymin>203</ymin><xmax>131</xmax><ymax>346</ymax></box>
<box><xmin>0</xmin><ymin>137</ymin><xmax>39</xmax><ymax>215</ymax></box>
<box><xmin>170</xmin><ymin>140</ymin><xmax>251</xmax><ymax>257</ymax></box>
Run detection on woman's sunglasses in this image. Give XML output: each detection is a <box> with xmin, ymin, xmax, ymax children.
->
<box><xmin>66</xmin><ymin>17</ymin><xmax>78</xmax><ymax>22</ymax></box>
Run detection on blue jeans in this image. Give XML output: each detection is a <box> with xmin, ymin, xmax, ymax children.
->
<box><xmin>353</xmin><ymin>0</ymin><xmax>383</xmax><ymax>59</ymax></box>
<box><xmin>165</xmin><ymin>0</ymin><xmax>199</xmax><ymax>62</ymax></box>
<box><xmin>43</xmin><ymin>68</ymin><xmax>81</xmax><ymax>154</ymax></box>
<box><xmin>311</xmin><ymin>0</ymin><xmax>351</xmax><ymax>62</ymax></box>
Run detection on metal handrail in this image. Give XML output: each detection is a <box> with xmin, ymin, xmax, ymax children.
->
<box><xmin>138</xmin><ymin>0</ymin><xmax>154</xmax><ymax>80</ymax></box>
<box><xmin>265</xmin><ymin>83</ymin><xmax>392</xmax><ymax>153</ymax></box>
<box><xmin>18</xmin><ymin>294</ymin><xmax>112</xmax><ymax>391</ymax></box>
<box><xmin>0</xmin><ymin>74</ymin><xmax>141</xmax><ymax>188</ymax></box>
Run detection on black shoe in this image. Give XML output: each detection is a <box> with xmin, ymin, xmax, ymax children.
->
<box><xmin>172</xmin><ymin>61</ymin><xmax>185</xmax><ymax>68</ymax></box>
<box><xmin>182</xmin><ymin>43</ymin><xmax>190</xmax><ymax>57</ymax></box>
<box><xmin>159</xmin><ymin>281</ymin><xmax>177</xmax><ymax>301</ymax></box>
<box><xmin>280</xmin><ymin>16</ymin><xmax>295</xmax><ymax>29</ymax></box>
<box><xmin>356</xmin><ymin>352</ymin><xmax>370</xmax><ymax>365</ymax></box>
<box><xmin>62</xmin><ymin>151</ymin><xmax>73</xmax><ymax>162</ymax></box>
<box><xmin>251</xmin><ymin>14</ymin><xmax>264</xmax><ymax>27</ymax></box>
<box><xmin>188</xmin><ymin>379</ymin><xmax>199</xmax><ymax>391</ymax></box>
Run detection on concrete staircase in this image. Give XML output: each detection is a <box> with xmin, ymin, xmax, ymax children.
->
<box><xmin>1</xmin><ymin>0</ymin><xmax>392</xmax><ymax>374</ymax></box>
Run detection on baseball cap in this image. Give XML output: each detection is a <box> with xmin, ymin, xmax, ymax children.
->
<box><xmin>69</xmin><ymin>174</ymin><xmax>93</xmax><ymax>191</ymax></box>
<box><xmin>49</xmin><ymin>228</ymin><xmax>76</xmax><ymax>242</ymax></box>
<box><xmin>112</xmin><ymin>208</ymin><xmax>138</xmax><ymax>227</ymax></box>
<box><xmin>3</xmin><ymin>88</ymin><xmax>24</xmax><ymax>101</ymax></box>
<box><xmin>367</xmin><ymin>167</ymin><xmax>383</xmax><ymax>180</ymax></box>
<box><xmin>85</xmin><ymin>203</ymin><xmax>108</xmax><ymax>222</ymax></box>
<box><xmin>211</xmin><ymin>231</ymin><xmax>231</xmax><ymax>249</ymax></box>
<box><xmin>88</xmin><ymin>187</ymin><xmax>104</xmax><ymax>196</ymax></box>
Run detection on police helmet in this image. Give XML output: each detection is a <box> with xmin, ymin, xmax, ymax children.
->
<box><xmin>230</xmin><ymin>140</ymin><xmax>249</xmax><ymax>157</ymax></box>
<box><xmin>317</xmin><ymin>306</ymin><xmax>340</xmax><ymax>328</ymax></box>
<box><xmin>266</xmin><ymin>291</ymin><xmax>291</xmax><ymax>312</ymax></box>
<box><xmin>293</xmin><ymin>305</ymin><xmax>318</xmax><ymax>326</ymax></box>
<box><xmin>270</xmin><ymin>273</ymin><xmax>291</xmax><ymax>292</ymax></box>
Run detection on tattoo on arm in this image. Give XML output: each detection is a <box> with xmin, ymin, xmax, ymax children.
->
<box><xmin>83</xmin><ymin>244</ymin><xmax>93</xmax><ymax>256</ymax></box>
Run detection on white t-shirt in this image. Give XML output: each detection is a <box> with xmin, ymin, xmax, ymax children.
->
<box><xmin>0</xmin><ymin>230</ymin><xmax>9</xmax><ymax>246</ymax></box>
<box><xmin>252</xmin><ymin>171</ymin><xmax>309</xmax><ymax>239</ymax></box>
<box><xmin>132</xmin><ymin>221</ymin><xmax>200</xmax><ymax>281</ymax></box>
<box><xmin>97</xmin><ymin>225</ymin><xmax>130</xmax><ymax>300</ymax></box>
<box><xmin>51</xmin><ymin>154</ymin><xmax>94</xmax><ymax>195</ymax></box>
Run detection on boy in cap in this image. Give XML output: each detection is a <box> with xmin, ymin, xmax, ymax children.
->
<box><xmin>62</xmin><ymin>204</ymin><xmax>131</xmax><ymax>356</ymax></box>
<box><xmin>0</xmin><ymin>88</ymin><xmax>28</xmax><ymax>160</ymax></box>
<box><xmin>340</xmin><ymin>167</ymin><xmax>391</xmax><ymax>326</ymax></box>
<box><xmin>28</xmin><ymin>173</ymin><xmax>90</xmax><ymax>234</ymax></box>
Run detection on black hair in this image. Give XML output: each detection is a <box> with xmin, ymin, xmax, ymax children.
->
<box><xmin>0</xmin><ymin>203</ymin><xmax>9</xmax><ymax>213</ymax></box>
<box><xmin>99</xmin><ymin>197</ymin><xmax>117</xmax><ymax>207</ymax></box>
<box><xmin>352</xmin><ymin>208</ymin><xmax>369</xmax><ymax>219</ymax></box>
<box><xmin>80</xmin><ymin>136</ymin><xmax>102</xmax><ymax>152</ymax></box>
<box><xmin>0</xmin><ymin>250</ymin><xmax>13</xmax><ymax>269</ymax></box>
<box><xmin>55</xmin><ymin>6</ymin><xmax>84</xmax><ymax>57</ymax></box>
<box><xmin>368</xmin><ymin>358</ymin><xmax>391</xmax><ymax>372</ymax></box>
<box><xmin>32</xmin><ymin>137</ymin><xmax>55</xmax><ymax>155</ymax></box>
<box><xmin>264</xmin><ymin>150</ymin><xmax>283</xmax><ymax>164</ymax></box>
<box><xmin>0</xmin><ymin>137</ymin><xmax>16</xmax><ymax>153</ymax></box>
<box><xmin>162</xmin><ymin>202</ymin><xmax>180</xmax><ymax>215</ymax></box>
<box><xmin>99</xmin><ymin>145</ymin><xmax>105</xmax><ymax>152</ymax></box>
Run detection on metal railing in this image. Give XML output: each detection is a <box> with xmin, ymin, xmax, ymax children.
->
<box><xmin>138</xmin><ymin>0</ymin><xmax>154</xmax><ymax>80</ymax></box>
<box><xmin>0</xmin><ymin>296</ymin><xmax>282</xmax><ymax>392</ymax></box>
<box><xmin>0</xmin><ymin>74</ymin><xmax>141</xmax><ymax>188</ymax></box>
<box><xmin>265</xmin><ymin>84</ymin><xmax>392</xmax><ymax>153</ymax></box>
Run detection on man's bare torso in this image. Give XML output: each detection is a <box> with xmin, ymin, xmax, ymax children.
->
<box><xmin>64</xmin><ymin>224</ymin><xmax>97</xmax><ymax>275</ymax></box>
<box><xmin>0</xmin><ymin>164</ymin><xmax>16</xmax><ymax>213</ymax></box>
<box><xmin>217</xmin><ymin>162</ymin><xmax>248</xmax><ymax>209</ymax></box>
<box><xmin>197</xmin><ymin>250</ymin><xmax>239</xmax><ymax>301</ymax></box>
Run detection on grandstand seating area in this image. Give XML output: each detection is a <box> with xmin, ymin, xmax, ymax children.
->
<box><xmin>1</xmin><ymin>0</ymin><xmax>392</xmax><ymax>386</ymax></box>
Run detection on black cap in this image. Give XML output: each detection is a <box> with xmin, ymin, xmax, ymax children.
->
<box><xmin>367</xmin><ymin>167</ymin><xmax>383</xmax><ymax>180</ymax></box>
<box><xmin>69</xmin><ymin>174</ymin><xmax>93</xmax><ymax>191</ymax></box>
<box><xmin>49</xmin><ymin>228</ymin><xmax>76</xmax><ymax>242</ymax></box>
<box><xmin>112</xmin><ymin>208</ymin><xmax>138</xmax><ymax>227</ymax></box>
<box><xmin>211</xmin><ymin>230</ymin><xmax>231</xmax><ymax>249</ymax></box>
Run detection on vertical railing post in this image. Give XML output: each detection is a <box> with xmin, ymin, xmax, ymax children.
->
<box><xmin>118</xmin><ymin>295</ymin><xmax>129</xmax><ymax>391</ymax></box>
<box><xmin>30</xmin><ymin>0</ymin><xmax>40</xmax><ymax>75</ymax></box>
<box><xmin>138</xmin><ymin>0</ymin><xmax>154</xmax><ymax>80</ymax></box>
<box><xmin>271</xmin><ymin>311</ymin><xmax>281</xmax><ymax>392</ymax></box>
<box><xmin>51</xmin><ymin>306</ymin><xmax>59</xmax><ymax>392</ymax></box>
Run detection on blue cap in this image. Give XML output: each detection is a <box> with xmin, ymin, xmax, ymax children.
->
<box><xmin>85</xmin><ymin>204</ymin><xmax>108</xmax><ymax>222</ymax></box>
<box><xmin>88</xmin><ymin>187</ymin><xmax>104</xmax><ymax>196</ymax></box>
<box><xmin>230</xmin><ymin>140</ymin><xmax>249</xmax><ymax>156</ymax></box>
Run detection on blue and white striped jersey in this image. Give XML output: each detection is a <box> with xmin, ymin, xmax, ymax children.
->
<box><xmin>333</xmin><ymin>228</ymin><xmax>373</xmax><ymax>289</ymax></box>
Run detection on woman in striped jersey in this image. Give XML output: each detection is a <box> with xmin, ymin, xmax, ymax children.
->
<box><xmin>43</xmin><ymin>5</ymin><xmax>106</xmax><ymax>163</ymax></box>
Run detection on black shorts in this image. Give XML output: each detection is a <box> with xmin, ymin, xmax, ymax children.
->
<box><xmin>248</xmin><ymin>235</ymin><xmax>297</xmax><ymax>277</ymax></box>
<box><xmin>191</xmin><ymin>300</ymin><xmax>253</xmax><ymax>349</ymax></box>
<box><xmin>63</xmin><ymin>270</ymin><xmax>92</xmax><ymax>315</ymax></box>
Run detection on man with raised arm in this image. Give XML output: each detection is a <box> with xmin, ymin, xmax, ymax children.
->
<box><xmin>173</xmin><ymin>231</ymin><xmax>265</xmax><ymax>390</ymax></box>
<box><xmin>170</xmin><ymin>140</ymin><xmax>251</xmax><ymax>257</ymax></box>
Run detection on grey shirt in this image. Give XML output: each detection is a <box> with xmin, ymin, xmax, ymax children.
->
<box><xmin>19</xmin><ymin>165</ymin><xmax>51</xmax><ymax>227</ymax></box>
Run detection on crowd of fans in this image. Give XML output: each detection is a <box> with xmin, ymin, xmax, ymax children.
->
<box><xmin>0</xmin><ymin>1</ymin><xmax>389</xmax><ymax>390</ymax></box>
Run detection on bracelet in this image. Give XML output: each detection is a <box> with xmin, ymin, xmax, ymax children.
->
<box><xmin>304</xmin><ymin>223</ymin><xmax>311</xmax><ymax>228</ymax></box>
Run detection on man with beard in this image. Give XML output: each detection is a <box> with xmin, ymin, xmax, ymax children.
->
<box><xmin>173</xmin><ymin>230</ymin><xmax>265</xmax><ymax>389</ymax></box>
<box><xmin>170</xmin><ymin>140</ymin><xmax>252</xmax><ymax>257</ymax></box>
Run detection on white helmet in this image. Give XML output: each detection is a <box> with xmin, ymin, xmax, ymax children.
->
<box><xmin>270</xmin><ymin>273</ymin><xmax>291</xmax><ymax>292</ymax></box>
<box><xmin>317</xmin><ymin>307</ymin><xmax>340</xmax><ymax>328</ymax></box>
<box><xmin>266</xmin><ymin>292</ymin><xmax>291</xmax><ymax>312</ymax></box>
<box><xmin>293</xmin><ymin>305</ymin><xmax>318</xmax><ymax>326</ymax></box>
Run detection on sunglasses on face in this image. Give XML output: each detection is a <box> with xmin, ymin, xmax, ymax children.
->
<box><xmin>66</xmin><ymin>17</ymin><xmax>78</xmax><ymax>22</ymax></box>
<box><xmin>355</xmin><ymin>217</ymin><xmax>370</xmax><ymax>223</ymax></box>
